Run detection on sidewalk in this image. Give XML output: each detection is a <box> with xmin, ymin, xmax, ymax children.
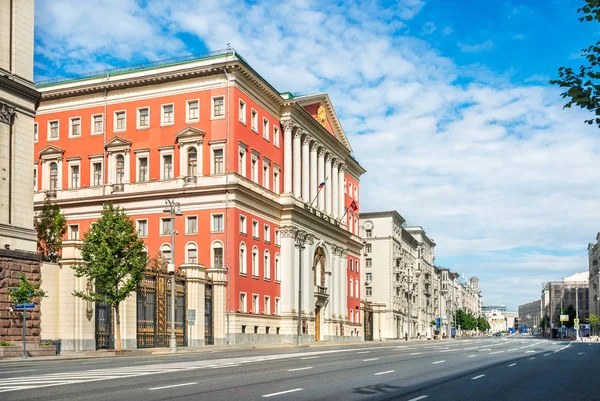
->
<box><xmin>0</xmin><ymin>337</ymin><xmax>449</xmax><ymax>363</ymax></box>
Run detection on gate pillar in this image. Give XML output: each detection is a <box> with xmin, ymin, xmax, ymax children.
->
<box><xmin>206</xmin><ymin>267</ymin><xmax>227</xmax><ymax>345</ymax></box>
<box><xmin>182</xmin><ymin>264</ymin><xmax>207</xmax><ymax>347</ymax></box>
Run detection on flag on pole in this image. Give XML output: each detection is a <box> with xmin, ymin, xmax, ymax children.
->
<box><xmin>349</xmin><ymin>200</ymin><xmax>358</xmax><ymax>211</ymax></box>
<box><xmin>318</xmin><ymin>181</ymin><xmax>326</xmax><ymax>189</ymax></box>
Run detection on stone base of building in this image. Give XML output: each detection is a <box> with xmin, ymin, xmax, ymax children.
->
<box><xmin>0</xmin><ymin>342</ymin><xmax>55</xmax><ymax>358</ymax></box>
<box><xmin>0</xmin><ymin>249</ymin><xmax>42</xmax><ymax>343</ymax></box>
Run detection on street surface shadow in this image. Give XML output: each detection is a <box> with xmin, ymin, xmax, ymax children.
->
<box><xmin>351</xmin><ymin>383</ymin><xmax>403</xmax><ymax>395</ymax></box>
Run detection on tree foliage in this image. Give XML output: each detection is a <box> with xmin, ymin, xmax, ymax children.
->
<box><xmin>72</xmin><ymin>203</ymin><xmax>147</xmax><ymax>351</ymax></box>
<box><xmin>455</xmin><ymin>309</ymin><xmax>479</xmax><ymax>331</ymax></box>
<box><xmin>540</xmin><ymin>315</ymin><xmax>550</xmax><ymax>330</ymax></box>
<box><xmin>9</xmin><ymin>273</ymin><xmax>46</xmax><ymax>304</ymax></box>
<box><xmin>477</xmin><ymin>316</ymin><xmax>490</xmax><ymax>331</ymax></box>
<box><xmin>550</xmin><ymin>1</ymin><xmax>600</xmax><ymax>127</ymax></box>
<box><xmin>34</xmin><ymin>200</ymin><xmax>67</xmax><ymax>263</ymax></box>
<box><xmin>554</xmin><ymin>305</ymin><xmax>577</xmax><ymax>328</ymax></box>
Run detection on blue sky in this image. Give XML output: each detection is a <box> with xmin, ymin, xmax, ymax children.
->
<box><xmin>33</xmin><ymin>0</ymin><xmax>600</xmax><ymax>311</ymax></box>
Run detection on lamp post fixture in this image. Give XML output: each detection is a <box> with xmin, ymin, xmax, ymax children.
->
<box><xmin>164</xmin><ymin>199</ymin><xmax>183</xmax><ymax>353</ymax></box>
<box><xmin>295</xmin><ymin>230</ymin><xmax>308</xmax><ymax>345</ymax></box>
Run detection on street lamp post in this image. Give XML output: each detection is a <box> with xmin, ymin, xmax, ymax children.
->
<box><xmin>295</xmin><ymin>230</ymin><xmax>307</xmax><ymax>345</ymax></box>
<box><xmin>164</xmin><ymin>200</ymin><xmax>183</xmax><ymax>353</ymax></box>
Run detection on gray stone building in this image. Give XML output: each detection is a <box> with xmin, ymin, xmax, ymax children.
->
<box><xmin>0</xmin><ymin>0</ymin><xmax>41</xmax><ymax>342</ymax></box>
<box><xmin>518</xmin><ymin>300</ymin><xmax>541</xmax><ymax>332</ymax></box>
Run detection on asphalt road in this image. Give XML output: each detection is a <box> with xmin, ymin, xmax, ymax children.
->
<box><xmin>0</xmin><ymin>336</ymin><xmax>594</xmax><ymax>400</ymax></box>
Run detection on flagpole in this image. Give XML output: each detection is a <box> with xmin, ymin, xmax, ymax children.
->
<box><xmin>310</xmin><ymin>176</ymin><xmax>329</xmax><ymax>206</ymax></box>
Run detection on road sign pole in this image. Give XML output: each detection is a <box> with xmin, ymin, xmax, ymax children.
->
<box><xmin>576</xmin><ymin>286</ymin><xmax>579</xmax><ymax>342</ymax></box>
<box><xmin>22</xmin><ymin>307</ymin><xmax>26</xmax><ymax>360</ymax></box>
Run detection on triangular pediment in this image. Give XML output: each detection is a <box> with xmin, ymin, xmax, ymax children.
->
<box><xmin>294</xmin><ymin>93</ymin><xmax>352</xmax><ymax>153</ymax></box>
<box><xmin>175</xmin><ymin>127</ymin><xmax>205</xmax><ymax>144</ymax></box>
<box><xmin>105</xmin><ymin>136</ymin><xmax>132</xmax><ymax>150</ymax></box>
<box><xmin>38</xmin><ymin>145</ymin><xmax>65</xmax><ymax>159</ymax></box>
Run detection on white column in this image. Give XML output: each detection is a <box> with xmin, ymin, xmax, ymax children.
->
<box><xmin>293</xmin><ymin>129</ymin><xmax>302</xmax><ymax>198</ymax></box>
<box><xmin>280</xmin><ymin>227</ymin><xmax>296</xmax><ymax>313</ymax></box>
<box><xmin>338</xmin><ymin>164</ymin><xmax>345</xmax><ymax>219</ymax></box>
<box><xmin>301</xmin><ymin>135</ymin><xmax>310</xmax><ymax>201</ymax></box>
<box><xmin>317</xmin><ymin>149</ymin><xmax>325</xmax><ymax>210</ymax></box>
<box><xmin>283</xmin><ymin>121</ymin><xmax>293</xmax><ymax>194</ymax></box>
<box><xmin>332</xmin><ymin>161</ymin><xmax>339</xmax><ymax>218</ymax></box>
<box><xmin>325</xmin><ymin>155</ymin><xmax>332</xmax><ymax>214</ymax></box>
<box><xmin>310</xmin><ymin>142</ymin><xmax>318</xmax><ymax>203</ymax></box>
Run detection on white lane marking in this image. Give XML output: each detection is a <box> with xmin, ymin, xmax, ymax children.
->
<box><xmin>287</xmin><ymin>367</ymin><xmax>313</xmax><ymax>372</ymax></box>
<box><xmin>471</xmin><ymin>374</ymin><xmax>485</xmax><ymax>380</ymax></box>
<box><xmin>262</xmin><ymin>388</ymin><xmax>303</xmax><ymax>398</ymax></box>
<box><xmin>467</xmin><ymin>355</ymin><xmax>476</xmax><ymax>358</ymax></box>
<box><xmin>490</xmin><ymin>351</ymin><xmax>504</xmax><ymax>355</ymax></box>
<box><xmin>81</xmin><ymin>362</ymin><xmax>108</xmax><ymax>365</ymax></box>
<box><xmin>374</xmin><ymin>370</ymin><xmax>395</xmax><ymax>376</ymax></box>
<box><xmin>529</xmin><ymin>357</ymin><xmax>536</xmax><ymax>360</ymax></box>
<box><xmin>410</xmin><ymin>352</ymin><xmax>422</xmax><ymax>355</ymax></box>
<box><xmin>463</xmin><ymin>347</ymin><xmax>478</xmax><ymax>350</ymax></box>
<box><xmin>432</xmin><ymin>360</ymin><xmax>445</xmax><ymax>364</ymax></box>
<box><xmin>507</xmin><ymin>349</ymin><xmax>518</xmax><ymax>352</ymax></box>
<box><xmin>149</xmin><ymin>382</ymin><xmax>197</xmax><ymax>391</ymax></box>
<box><xmin>525</xmin><ymin>351</ymin><xmax>535</xmax><ymax>353</ymax></box>
<box><xmin>508</xmin><ymin>363</ymin><xmax>517</xmax><ymax>367</ymax></box>
<box><xmin>301</xmin><ymin>356</ymin><xmax>320</xmax><ymax>360</ymax></box>
<box><xmin>0</xmin><ymin>369</ymin><xmax>37</xmax><ymax>374</ymax></box>
<box><xmin>408</xmin><ymin>396</ymin><xmax>429</xmax><ymax>401</ymax></box>
<box><xmin>357</xmin><ymin>351</ymin><xmax>370</xmax><ymax>354</ymax></box>
<box><xmin>480</xmin><ymin>348</ymin><xmax>491</xmax><ymax>351</ymax></box>
<box><xmin>363</xmin><ymin>358</ymin><xmax>379</xmax><ymax>362</ymax></box>
<box><xmin>133</xmin><ymin>361</ymin><xmax>150</xmax><ymax>364</ymax></box>
<box><xmin>211</xmin><ymin>364</ymin><xmax>240</xmax><ymax>368</ymax></box>
<box><xmin>544</xmin><ymin>353</ymin><xmax>552</xmax><ymax>356</ymax></box>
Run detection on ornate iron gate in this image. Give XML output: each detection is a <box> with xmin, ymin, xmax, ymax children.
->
<box><xmin>205</xmin><ymin>284</ymin><xmax>213</xmax><ymax>345</ymax></box>
<box><xmin>364</xmin><ymin>307</ymin><xmax>374</xmax><ymax>341</ymax></box>
<box><xmin>95</xmin><ymin>300</ymin><xmax>113</xmax><ymax>349</ymax></box>
<box><xmin>137</xmin><ymin>256</ymin><xmax>187</xmax><ymax>348</ymax></box>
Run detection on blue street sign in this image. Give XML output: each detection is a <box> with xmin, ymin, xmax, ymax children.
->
<box><xmin>15</xmin><ymin>304</ymin><xmax>35</xmax><ymax>310</ymax></box>
<box><xmin>436</xmin><ymin>317</ymin><xmax>441</xmax><ymax>328</ymax></box>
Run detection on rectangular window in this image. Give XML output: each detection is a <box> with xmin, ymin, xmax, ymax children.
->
<box><xmin>275</xmin><ymin>298</ymin><xmax>280</xmax><ymax>315</ymax></box>
<box><xmin>252</xmin><ymin>220</ymin><xmax>258</xmax><ymax>238</ymax></box>
<box><xmin>138</xmin><ymin>157</ymin><xmax>148</xmax><ymax>182</ymax></box>
<box><xmin>187</xmin><ymin>216</ymin><xmax>198</xmax><ymax>234</ymax></box>
<box><xmin>93</xmin><ymin>114</ymin><xmax>103</xmax><ymax>134</ymax></box>
<box><xmin>344</xmin><ymin>178</ymin><xmax>347</xmax><ymax>194</ymax></box>
<box><xmin>238</xmin><ymin>148</ymin><xmax>247</xmax><ymax>176</ymax></box>
<box><xmin>366</xmin><ymin>273</ymin><xmax>372</xmax><ymax>281</ymax></box>
<box><xmin>214</xmin><ymin>247</ymin><xmax>223</xmax><ymax>268</ymax></box>
<box><xmin>68</xmin><ymin>225</ymin><xmax>79</xmax><ymax>240</ymax></box>
<box><xmin>251</xmin><ymin>109</ymin><xmax>258</xmax><ymax>131</ymax></box>
<box><xmin>275</xmin><ymin>256</ymin><xmax>281</xmax><ymax>281</ymax></box>
<box><xmin>273</xmin><ymin>126</ymin><xmax>279</xmax><ymax>147</ymax></box>
<box><xmin>70</xmin><ymin>164</ymin><xmax>80</xmax><ymax>188</ymax></box>
<box><xmin>262</xmin><ymin>164</ymin><xmax>269</xmax><ymax>189</ymax></box>
<box><xmin>365</xmin><ymin>244</ymin><xmax>372</xmax><ymax>253</ymax></box>
<box><xmin>264</xmin><ymin>296</ymin><xmax>271</xmax><ymax>314</ymax></box>
<box><xmin>115</xmin><ymin>111</ymin><xmax>126</xmax><ymax>131</ymax></box>
<box><xmin>187</xmin><ymin>100</ymin><xmax>199</xmax><ymax>121</ymax></box>
<box><xmin>33</xmin><ymin>167</ymin><xmax>37</xmax><ymax>191</ymax></box>
<box><xmin>252</xmin><ymin>248</ymin><xmax>258</xmax><ymax>277</ymax></box>
<box><xmin>49</xmin><ymin>121</ymin><xmax>59</xmax><ymax>139</ymax></box>
<box><xmin>264</xmin><ymin>254</ymin><xmax>271</xmax><ymax>280</ymax></box>
<box><xmin>263</xmin><ymin>118</ymin><xmax>269</xmax><ymax>140</ymax></box>
<box><xmin>252</xmin><ymin>294</ymin><xmax>259</xmax><ymax>314</ymax></box>
<box><xmin>213</xmin><ymin>97</ymin><xmax>224</xmax><ymax>118</ymax></box>
<box><xmin>239</xmin><ymin>100</ymin><xmax>246</xmax><ymax>123</ymax></box>
<box><xmin>273</xmin><ymin>168</ymin><xmax>280</xmax><ymax>193</ymax></box>
<box><xmin>366</xmin><ymin>258</ymin><xmax>372</xmax><ymax>268</ymax></box>
<box><xmin>137</xmin><ymin>220</ymin><xmax>148</xmax><ymax>237</ymax></box>
<box><xmin>163</xmin><ymin>154</ymin><xmax>173</xmax><ymax>179</ymax></box>
<box><xmin>92</xmin><ymin>162</ymin><xmax>102</xmax><ymax>186</ymax></box>
<box><xmin>366</xmin><ymin>229</ymin><xmax>372</xmax><ymax>238</ymax></box>
<box><xmin>264</xmin><ymin>225</ymin><xmax>270</xmax><ymax>243</ymax></box>
<box><xmin>138</xmin><ymin>107</ymin><xmax>149</xmax><ymax>128</ymax></box>
<box><xmin>161</xmin><ymin>218</ymin><xmax>172</xmax><ymax>235</ymax></box>
<box><xmin>188</xmin><ymin>245</ymin><xmax>198</xmax><ymax>264</ymax></box>
<box><xmin>366</xmin><ymin>287</ymin><xmax>372</xmax><ymax>296</ymax></box>
<box><xmin>162</xmin><ymin>104</ymin><xmax>174</xmax><ymax>124</ymax></box>
<box><xmin>212</xmin><ymin>214</ymin><xmax>224</xmax><ymax>232</ymax></box>
<box><xmin>349</xmin><ymin>260</ymin><xmax>353</xmax><ymax>272</ymax></box>
<box><xmin>251</xmin><ymin>156</ymin><xmax>258</xmax><ymax>183</ymax></box>
<box><xmin>240</xmin><ymin>293</ymin><xmax>247</xmax><ymax>313</ymax></box>
<box><xmin>34</xmin><ymin>123</ymin><xmax>38</xmax><ymax>142</ymax></box>
<box><xmin>213</xmin><ymin>149</ymin><xmax>224</xmax><ymax>174</ymax></box>
<box><xmin>240</xmin><ymin>215</ymin><xmax>247</xmax><ymax>234</ymax></box>
<box><xmin>275</xmin><ymin>229</ymin><xmax>281</xmax><ymax>246</ymax></box>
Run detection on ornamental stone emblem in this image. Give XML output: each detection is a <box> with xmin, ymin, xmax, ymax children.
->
<box><xmin>0</xmin><ymin>102</ymin><xmax>16</xmax><ymax>125</ymax></box>
<box><xmin>316</xmin><ymin>105</ymin><xmax>327</xmax><ymax>127</ymax></box>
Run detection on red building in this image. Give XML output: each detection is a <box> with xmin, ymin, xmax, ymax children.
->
<box><xmin>34</xmin><ymin>50</ymin><xmax>365</xmax><ymax>349</ymax></box>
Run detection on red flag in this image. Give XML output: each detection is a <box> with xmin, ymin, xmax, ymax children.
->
<box><xmin>349</xmin><ymin>200</ymin><xmax>358</xmax><ymax>211</ymax></box>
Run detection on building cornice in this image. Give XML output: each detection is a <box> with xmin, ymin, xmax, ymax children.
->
<box><xmin>0</xmin><ymin>72</ymin><xmax>41</xmax><ymax>109</ymax></box>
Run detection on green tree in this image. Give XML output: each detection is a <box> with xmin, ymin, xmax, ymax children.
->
<box><xmin>555</xmin><ymin>305</ymin><xmax>577</xmax><ymax>328</ymax></box>
<box><xmin>477</xmin><ymin>316</ymin><xmax>490</xmax><ymax>332</ymax></box>
<box><xmin>587</xmin><ymin>313</ymin><xmax>600</xmax><ymax>334</ymax></box>
<box><xmin>72</xmin><ymin>203</ymin><xmax>147</xmax><ymax>351</ymax></box>
<box><xmin>550</xmin><ymin>1</ymin><xmax>600</xmax><ymax>127</ymax></box>
<box><xmin>9</xmin><ymin>273</ymin><xmax>46</xmax><ymax>304</ymax></box>
<box><xmin>34</xmin><ymin>200</ymin><xmax>67</xmax><ymax>263</ymax></box>
<box><xmin>540</xmin><ymin>315</ymin><xmax>550</xmax><ymax>330</ymax></box>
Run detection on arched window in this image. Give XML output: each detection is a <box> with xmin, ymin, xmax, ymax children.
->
<box><xmin>264</xmin><ymin>250</ymin><xmax>270</xmax><ymax>280</ymax></box>
<box><xmin>213</xmin><ymin>241</ymin><xmax>223</xmax><ymax>268</ymax></box>
<box><xmin>349</xmin><ymin>309</ymin><xmax>353</xmax><ymax>322</ymax></box>
<box><xmin>355</xmin><ymin>310</ymin><xmax>359</xmax><ymax>324</ymax></box>
<box><xmin>355</xmin><ymin>279</ymin><xmax>359</xmax><ymax>299</ymax></box>
<box><xmin>252</xmin><ymin>246</ymin><xmax>259</xmax><ymax>277</ymax></box>
<box><xmin>115</xmin><ymin>155</ymin><xmax>125</xmax><ymax>184</ymax></box>
<box><xmin>161</xmin><ymin>244</ymin><xmax>172</xmax><ymax>263</ymax></box>
<box><xmin>49</xmin><ymin>162</ymin><xmax>58</xmax><ymax>190</ymax></box>
<box><xmin>349</xmin><ymin>277</ymin><xmax>354</xmax><ymax>298</ymax></box>
<box><xmin>275</xmin><ymin>254</ymin><xmax>281</xmax><ymax>281</ymax></box>
<box><xmin>239</xmin><ymin>243</ymin><xmax>247</xmax><ymax>275</ymax></box>
<box><xmin>187</xmin><ymin>243</ymin><xmax>197</xmax><ymax>264</ymax></box>
<box><xmin>187</xmin><ymin>147</ymin><xmax>197</xmax><ymax>176</ymax></box>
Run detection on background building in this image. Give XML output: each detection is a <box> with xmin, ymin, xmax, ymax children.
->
<box><xmin>588</xmin><ymin>234</ymin><xmax>600</xmax><ymax>318</ymax></box>
<box><xmin>34</xmin><ymin>50</ymin><xmax>365</xmax><ymax>350</ymax></box>
<box><xmin>518</xmin><ymin>300</ymin><xmax>541</xmax><ymax>332</ymax></box>
<box><xmin>541</xmin><ymin>272</ymin><xmax>589</xmax><ymax>331</ymax></box>
<box><xmin>0</xmin><ymin>0</ymin><xmax>41</xmax><ymax>343</ymax></box>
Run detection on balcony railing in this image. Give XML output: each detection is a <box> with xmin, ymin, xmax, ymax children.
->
<box><xmin>111</xmin><ymin>183</ymin><xmax>124</xmax><ymax>193</ymax></box>
<box><xmin>45</xmin><ymin>189</ymin><xmax>57</xmax><ymax>199</ymax></box>
<box><xmin>184</xmin><ymin>176</ymin><xmax>197</xmax><ymax>185</ymax></box>
<box><xmin>315</xmin><ymin>286</ymin><xmax>328</xmax><ymax>296</ymax></box>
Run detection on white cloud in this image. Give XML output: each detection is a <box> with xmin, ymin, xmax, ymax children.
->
<box><xmin>422</xmin><ymin>22</ymin><xmax>437</xmax><ymax>35</ymax></box>
<box><xmin>34</xmin><ymin>0</ymin><xmax>600</xmax><ymax>311</ymax></box>
<box><xmin>458</xmin><ymin>40</ymin><xmax>496</xmax><ymax>53</ymax></box>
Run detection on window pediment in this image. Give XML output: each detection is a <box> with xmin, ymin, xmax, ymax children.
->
<box><xmin>38</xmin><ymin>145</ymin><xmax>65</xmax><ymax>161</ymax></box>
<box><xmin>105</xmin><ymin>136</ymin><xmax>132</xmax><ymax>153</ymax></box>
<box><xmin>175</xmin><ymin>127</ymin><xmax>205</xmax><ymax>145</ymax></box>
